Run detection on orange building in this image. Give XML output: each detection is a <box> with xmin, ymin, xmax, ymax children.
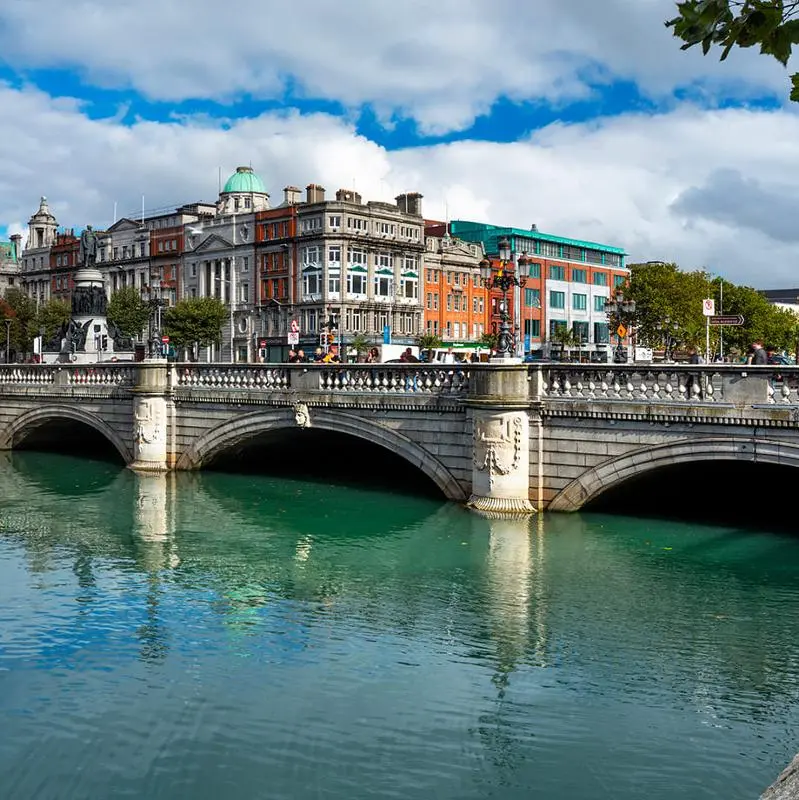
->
<box><xmin>422</xmin><ymin>224</ymin><xmax>489</xmax><ymax>348</ymax></box>
<box><xmin>149</xmin><ymin>225</ymin><xmax>182</xmax><ymax>306</ymax></box>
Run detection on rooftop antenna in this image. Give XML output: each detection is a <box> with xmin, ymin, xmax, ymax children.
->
<box><xmin>218</xmin><ymin>167</ymin><xmax>222</xmax><ymax>194</ymax></box>
<box><xmin>141</xmin><ymin>195</ymin><xmax>144</xmax><ymax>224</ymax></box>
<box><xmin>113</xmin><ymin>201</ymin><xmax>117</xmax><ymax>224</ymax></box>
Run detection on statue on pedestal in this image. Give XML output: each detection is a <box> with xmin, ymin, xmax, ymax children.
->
<box><xmin>79</xmin><ymin>225</ymin><xmax>98</xmax><ymax>268</ymax></box>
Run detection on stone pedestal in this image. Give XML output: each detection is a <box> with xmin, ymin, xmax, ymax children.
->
<box><xmin>63</xmin><ymin>268</ymin><xmax>114</xmax><ymax>364</ymax></box>
<box><xmin>130</xmin><ymin>361</ymin><xmax>169</xmax><ymax>472</ymax></box>
<box><xmin>466</xmin><ymin>366</ymin><xmax>534</xmax><ymax>516</ymax></box>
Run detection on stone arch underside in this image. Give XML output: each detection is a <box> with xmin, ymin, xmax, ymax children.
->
<box><xmin>175</xmin><ymin>407</ymin><xmax>467</xmax><ymax>501</ymax></box>
<box><xmin>0</xmin><ymin>405</ymin><xmax>132</xmax><ymax>463</ymax></box>
<box><xmin>548</xmin><ymin>435</ymin><xmax>799</xmax><ymax>511</ymax></box>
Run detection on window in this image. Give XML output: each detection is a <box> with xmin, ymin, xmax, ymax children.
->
<box><xmin>328</xmin><ymin>246</ymin><xmax>341</xmax><ymax>265</ymax></box>
<box><xmin>347</xmin><ymin>217</ymin><xmax>367</xmax><ymax>232</ymax></box>
<box><xmin>563</xmin><ymin>245</ymin><xmax>583</xmax><ymax>262</ymax></box>
<box><xmin>158</xmin><ymin>241</ymin><xmax>164</xmax><ymax>253</ymax></box>
<box><xmin>573</xmin><ymin>321</ymin><xmax>590</xmax><ymax>343</ymax></box>
<box><xmin>585</xmin><ymin>248</ymin><xmax>604</xmax><ymax>265</ymax></box>
<box><xmin>446</xmin><ymin>294</ymin><xmax>452</xmax><ymax>311</ymax></box>
<box><xmin>454</xmin><ymin>322</ymin><xmax>460</xmax><ymax>339</ymax></box>
<box><xmin>446</xmin><ymin>322</ymin><xmax>452</xmax><ymax>338</ymax></box>
<box><xmin>550</xmin><ymin>290</ymin><xmax>565</xmax><ymax>309</ymax></box>
<box><xmin>478</xmin><ymin>297</ymin><xmax>484</xmax><ymax>313</ymax></box>
<box><xmin>594</xmin><ymin>322</ymin><xmax>610</xmax><ymax>344</ymax></box>
<box><xmin>433</xmin><ymin>293</ymin><xmax>439</xmax><ymax>310</ymax></box>
<box><xmin>347</xmin><ymin>270</ymin><xmax>367</xmax><ymax>296</ymax></box>
<box><xmin>540</xmin><ymin>241</ymin><xmax>560</xmax><ymax>258</ymax></box>
<box><xmin>376</xmin><ymin>252</ymin><xmax>393</xmax><ymax>270</ymax></box>
<box><xmin>348</xmin><ymin>248</ymin><xmax>367</xmax><ymax>268</ymax></box>
<box><xmin>614</xmin><ymin>275</ymin><xmax>626</xmax><ymax>288</ymax></box>
<box><xmin>528</xmin><ymin>262</ymin><xmax>541</xmax><ymax>279</ymax></box>
<box><xmin>573</xmin><ymin>293</ymin><xmax>587</xmax><ymax>311</ymax></box>
<box><xmin>605</xmin><ymin>253</ymin><xmax>622</xmax><ymax>267</ymax></box>
<box><xmin>240</xmin><ymin>282</ymin><xmax>250</xmax><ymax>303</ymax></box>
<box><xmin>302</xmin><ymin>245</ymin><xmax>321</xmax><ymax>266</ymax></box>
<box><xmin>426</xmin><ymin>292</ymin><xmax>433</xmax><ymax>310</ymax></box>
<box><xmin>329</xmin><ymin>215</ymin><xmax>341</xmax><ymax>228</ymax></box>
<box><xmin>122</xmin><ymin>246</ymin><xmax>129</xmax><ymax>259</ymax></box>
<box><xmin>454</xmin><ymin>294</ymin><xmax>461</xmax><ymax>311</ymax></box>
<box><xmin>523</xmin><ymin>319</ymin><xmax>541</xmax><ymax>338</ymax></box>
<box><xmin>401</xmin><ymin>276</ymin><xmax>418</xmax><ymax>299</ymax></box>
<box><xmin>190</xmin><ymin>262</ymin><xmax>197</xmax><ymax>278</ymax></box>
<box><xmin>139</xmin><ymin>243</ymin><xmax>146</xmax><ymax>257</ymax></box>
<box><xmin>593</xmin><ymin>272</ymin><xmax>608</xmax><ymax>286</ymax></box>
<box><xmin>301</xmin><ymin>217</ymin><xmax>322</xmax><ymax>233</ymax></box>
<box><xmin>328</xmin><ymin>267</ymin><xmax>341</xmax><ymax>296</ymax></box>
<box><xmin>549</xmin><ymin>319</ymin><xmax>567</xmax><ymax>337</ymax></box>
<box><xmin>572</xmin><ymin>268</ymin><xmax>587</xmax><ymax>283</ymax></box>
<box><xmin>473</xmin><ymin>297</ymin><xmax>478</xmax><ymax>313</ymax></box>
<box><xmin>594</xmin><ymin>295</ymin><xmax>607</xmax><ymax>312</ymax></box>
<box><xmin>377</xmin><ymin>221</ymin><xmax>394</xmax><ymax>236</ymax></box>
<box><xmin>374</xmin><ymin>273</ymin><xmax>393</xmax><ymax>298</ymax></box>
<box><xmin>242</xmin><ymin>257</ymin><xmax>249</xmax><ymax>273</ymax></box>
<box><xmin>303</xmin><ymin>269</ymin><xmax>322</xmax><ymax>297</ymax></box>
<box><xmin>525</xmin><ymin>288</ymin><xmax>540</xmax><ymax>308</ymax></box>
<box><xmin>549</xmin><ymin>265</ymin><xmax>565</xmax><ymax>281</ymax></box>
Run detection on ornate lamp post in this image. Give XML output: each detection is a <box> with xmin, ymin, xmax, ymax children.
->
<box><xmin>4</xmin><ymin>317</ymin><xmax>11</xmax><ymax>364</ymax></box>
<box><xmin>603</xmin><ymin>291</ymin><xmax>636</xmax><ymax>364</ymax></box>
<box><xmin>479</xmin><ymin>238</ymin><xmax>528</xmax><ymax>360</ymax></box>
<box><xmin>657</xmin><ymin>315</ymin><xmax>679</xmax><ymax>362</ymax></box>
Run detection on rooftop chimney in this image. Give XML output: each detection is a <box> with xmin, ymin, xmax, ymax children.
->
<box><xmin>283</xmin><ymin>186</ymin><xmax>301</xmax><ymax>205</ymax></box>
<box><xmin>395</xmin><ymin>192</ymin><xmax>423</xmax><ymax>217</ymax></box>
<box><xmin>306</xmin><ymin>184</ymin><xmax>326</xmax><ymax>204</ymax></box>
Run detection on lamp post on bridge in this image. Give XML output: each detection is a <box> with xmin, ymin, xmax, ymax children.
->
<box><xmin>603</xmin><ymin>291</ymin><xmax>636</xmax><ymax>363</ymax></box>
<box><xmin>479</xmin><ymin>238</ymin><xmax>528</xmax><ymax>361</ymax></box>
<box><xmin>657</xmin><ymin>315</ymin><xmax>680</xmax><ymax>362</ymax></box>
<box><xmin>4</xmin><ymin>317</ymin><xmax>11</xmax><ymax>364</ymax></box>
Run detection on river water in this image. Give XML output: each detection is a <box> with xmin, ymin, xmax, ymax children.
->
<box><xmin>0</xmin><ymin>451</ymin><xmax>797</xmax><ymax>799</ymax></box>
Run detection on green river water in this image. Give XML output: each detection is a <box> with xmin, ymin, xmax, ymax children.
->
<box><xmin>0</xmin><ymin>451</ymin><xmax>797</xmax><ymax>799</ymax></box>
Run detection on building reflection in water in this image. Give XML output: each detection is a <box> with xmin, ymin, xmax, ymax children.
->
<box><xmin>132</xmin><ymin>471</ymin><xmax>179</xmax><ymax>663</ymax></box>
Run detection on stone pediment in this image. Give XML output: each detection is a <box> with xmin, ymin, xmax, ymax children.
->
<box><xmin>105</xmin><ymin>218</ymin><xmax>143</xmax><ymax>234</ymax></box>
<box><xmin>441</xmin><ymin>240</ymin><xmax>480</xmax><ymax>260</ymax></box>
<box><xmin>193</xmin><ymin>233</ymin><xmax>234</xmax><ymax>253</ymax></box>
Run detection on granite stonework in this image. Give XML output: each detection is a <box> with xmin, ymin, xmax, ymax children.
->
<box><xmin>762</xmin><ymin>753</ymin><xmax>799</xmax><ymax>800</ymax></box>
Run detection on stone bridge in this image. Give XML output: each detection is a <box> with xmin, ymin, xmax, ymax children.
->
<box><xmin>1</xmin><ymin>360</ymin><xmax>798</xmax><ymax>514</ymax></box>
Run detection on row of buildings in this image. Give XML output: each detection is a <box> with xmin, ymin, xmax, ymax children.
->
<box><xmin>1</xmin><ymin>166</ymin><xmax>630</xmax><ymax>361</ymax></box>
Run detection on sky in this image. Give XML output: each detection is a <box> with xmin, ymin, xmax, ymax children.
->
<box><xmin>0</xmin><ymin>0</ymin><xmax>797</xmax><ymax>287</ymax></box>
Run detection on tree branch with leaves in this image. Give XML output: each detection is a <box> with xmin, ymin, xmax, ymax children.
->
<box><xmin>667</xmin><ymin>1</ymin><xmax>799</xmax><ymax>100</ymax></box>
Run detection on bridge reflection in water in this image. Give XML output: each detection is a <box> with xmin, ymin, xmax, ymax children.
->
<box><xmin>1</xmin><ymin>452</ymin><xmax>799</xmax><ymax>797</ymax></box>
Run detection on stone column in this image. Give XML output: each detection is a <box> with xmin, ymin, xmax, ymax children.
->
<box><xmin>465</xmin><ymin>365</ymin><xmax>534</xmax><ymax>516</ymax></box>
<box><xmin>130</xmin><ymin>361</ymin><xmax>169</xmax><ymax>472</ymax></box>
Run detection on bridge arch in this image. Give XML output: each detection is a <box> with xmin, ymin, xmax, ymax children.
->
<box><xmin>548</xmin><ymin>436</ymin><xmax>799</xmax><ymax>511</ymax></box>
<box><xmin>0</xmin><ymin>405</ymin><xmax>133</xmax><ymax>463</ymax></box>
<box><xmin>176</xmin><ymin>407</ymin><xmax>467</xmax><ymax>501</ymax></box>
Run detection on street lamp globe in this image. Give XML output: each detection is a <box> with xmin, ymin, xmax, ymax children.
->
<box><xmin>479</xmin><ymin>257</ymin><xmax>492</xmax><ymax>281</ymax></box>
<box><xmin>517</xmin><ymin>254</ymin><xmax>529</xmax><ymax>272</ymax></box>
<box><xmin>498</xmin><ymin>237</ymin><xmax>511</xmax><ymax>263</ymax></box>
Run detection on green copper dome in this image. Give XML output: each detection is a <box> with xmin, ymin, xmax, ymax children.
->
<box><xmin>223</xmin><ymin>166</ymin><xmax>267</xmax><ymax>194</ymax></box>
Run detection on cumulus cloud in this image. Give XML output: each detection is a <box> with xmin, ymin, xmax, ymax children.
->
<box><xmin>3</xmin><ymin>84</ymin><xmax>799</xmax><ymax>286</ymax></box>
<box><xmin>0</xmin><ymin>0</ymin><xmax>790</xmax><ymax>133</ymax></box>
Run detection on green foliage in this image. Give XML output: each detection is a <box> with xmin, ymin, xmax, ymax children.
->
<box><xmin>107</xmin><ymin>287</ymin><xmax>150</xmax><ymax>339</ymax></box>
<box><xmin>3</xmin><ymin>288</ymin><xmax>38</xmax><ymax>354</ymax></box>
<box><xmin>349</xmin><ymin>333</ymin><xmax>372</xmax><ymax>354</ymax></box>
<box><xmin>627</xmin><ymin>262</ymin><xmax>799</xmax><ymax>357</ymax></box>
<box><xmin>478</xmin><ymin>331</ymin><xmax>498</xmax><ymax>350</ymax></box>
<box><xmin>550</xmin><ymin>324</ymin><xmax>581</xmax><ymax>349</ymax></box>
<box><xmin>163</xmin><ymin>297</ymin><xmax>227</xmax><ymax>351</ymax></box>
<box><xmin>35</xmin><ymin>299</ymin><xmax>70</xmax><ymax>342</ymax></box>
<box><xmin>418</xmin><ymin>332</ymin><xmax>443</xmax><ymax>351</ymax></box>
<box><xmin>666</xmin><ymin>1</ymin><xmax>799</xmax><ymax>101</ymax></box>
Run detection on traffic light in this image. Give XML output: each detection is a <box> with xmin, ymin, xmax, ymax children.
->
<box><xmin>327</xmin><ymin>333</ymin><xmax>335</xmax><ymax>344</ymax></box>
<box><xmin>101</xmin><ymin>335</ymin><xmax>108</xmax><ymax>350</ymax></box>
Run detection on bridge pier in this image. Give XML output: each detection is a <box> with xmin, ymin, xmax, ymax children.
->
<box><xmin>129</xmin><ymin>359</ymin><xmax>169</xmax><ymax>473</ymax></box>
<box><xmin>466</xmin><ymin>366</ymin><xmax>534</xmax><ymax>516</ymax></box>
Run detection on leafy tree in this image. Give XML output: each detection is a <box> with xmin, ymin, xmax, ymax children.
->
<box><xmin>163</xmin><ymin>297</ymin><xmax>227</xmax><ymax>358</ymax></box>
<box><xmin>349</xmin><ymin>333</ymin><xmax>372</xmax><ymax>355</ymax></box>
<box><xmin>666</xmin><ymin>1</ymin><xmax>799</xmax><ymax>101</ymax></box>
<box><xmin>107</xmin><ymin>287</ymin><xmax>150</xmax><ymax>339</ymax></box>
<box><xmin>478</xmin><ymin>331</ymin><xmax>498</xmax><ymax>351</ymax></box>
<box><xmin>3</xmin><ymin>288</ymin><xmax>37</xmax><ymax>355</ymax></box>
<box><xmin>418</xmin><ymin>332</ymin><xmax>443</xmax><ymax>350</ymax></box>
<box><xmin>35</xmin><ymin>299</ymin><xmax>71</xmax><ymax>343</ymax></box>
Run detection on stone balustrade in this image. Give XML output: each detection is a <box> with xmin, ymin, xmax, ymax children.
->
<box><xmin>0</xmin><ymin>363</ymin><xmax>135</xmax><ymax>387</ymax></box>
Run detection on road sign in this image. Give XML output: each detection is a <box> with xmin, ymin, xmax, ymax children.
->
<box><xmin>290</xmin><ymin>319</ymin><xmax>300</xmax><ymax>333</ymax></box>
<box><xmin>616</xmin><ymin>324</ymin><xmax>627</xmax><ymax>338</ymax></box>
<box><xmin>702</xmin><ymin>298</ymin><xmax>715</xmax><ymax>316</ymax></box>
<box><xmin>161</xmin><ymin>335</ymin><xmax>170</xmax><ymax>344</ymax></box>
<box><xmin>259</xmin><ymin>339</ymin><xmax>267</xmax><ymax>348</ymax></box>
<box><xmin>709</xmin><ymin>315</ymin><xmax>744</xmax><ymax>326</ymax></box>
<box><xmin>287</xmin><ymin>331</ymin><xmax>299</xmax><ymax>346</ymax></box>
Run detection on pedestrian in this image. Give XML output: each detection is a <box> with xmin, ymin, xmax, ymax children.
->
<box><xmin>296</xmin><ymin>349</ymin><xmax>307</xmax><ymax>363</ymax></box>
<box><xmin>749</xmin><ymin>340</ymin><xmax>768</xmax><ymax>365</ymax></box>
<box><xmin>688</xmin><ymin>347</ymin><xmax>705</xmax><ymax>365</ymax></box>
<box><xmin>313</xmin><ymin>347</ymin><xmax>325</xmax><ymax>363</ymax></box>
<box><xmin>287</xmin><ymin>349</ymin><xmax>298</xmax><ymax>363</ymax></box>
<box><xmin>442</xmin><ymin>347</ymin><xmax>456</xmax><ymax>364</ymax></box>
<box><xmin>400</xmin><ymin>347</ymin><xmax>419</xmax><ymax>363</ymax></box>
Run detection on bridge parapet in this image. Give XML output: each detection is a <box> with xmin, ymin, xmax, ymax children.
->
<box><xmin>536</xmin><ymin>364</ymin><xmax>799</xmax><ymax>407</ymax></box>
<box><xmin>0</xmin><ymin>363</ymin><xmax>135</xmax><ymax>390</ymax></box>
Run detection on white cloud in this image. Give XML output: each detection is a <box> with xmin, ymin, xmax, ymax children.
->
<box><xmin>3</xmin><ymin>84</ymin><xmax>799</xmax><ymax>287</ymax></box>
<box><xmin>0</xmin><ymin>0</ymin><xmax>791</xmax><ymax>133</ymax></box>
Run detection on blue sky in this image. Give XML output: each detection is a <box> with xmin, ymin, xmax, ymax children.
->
<box><xmin>0</xmin><ymin>0</ymin><xmax>796</xmax><ymax>285</ymax></box>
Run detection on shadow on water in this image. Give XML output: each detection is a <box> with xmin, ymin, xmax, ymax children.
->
<box><xmin>205</xmin><ymin>428</ymin><xmax>443</xmax><ymax>500</ymax></box>
<box><xmin>585</xmin><ymin>460</ymin><xmax>798</xmax><ymax>534</ymax></box>
<box><xmin>12</xmin><ymin>419</ymin><xmax>124</xmax><ymax>465</ymax></box>
<box><xmin>3</xmin><ymin>449</ymin><xmax>124</xmax><ymax>497</ymax></box>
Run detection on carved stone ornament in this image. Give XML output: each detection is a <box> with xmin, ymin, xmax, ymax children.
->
<box><xmin>135</xmin><ymin>399</ymin><xmax>162</xmax><ymax>445</ymax></box>
<box><xmin>294</xmin><ymin>402</ymin><xmax>310</xmax><ymax>429</ymax></box>
<box><xmin>474</xmin><ymin>415</ymin><xmax>523</xmax><ymax>487</ymax></box>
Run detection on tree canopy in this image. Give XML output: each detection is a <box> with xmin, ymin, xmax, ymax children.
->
<box><xmin>163</xmin><ymin>297</ymin><xmax>227</xmax><ymax>354</ymax></box>
<box><xmin>107</xmin><ymin>287</ymin><xmax>150</xmax><ymax>339</ymax></box>
<box><xmin>626</xmin><ymin>261</ymin><xmax>798</xmax><ymax>357</ymax></box>
<box><xmin>666</xmin><ymin>1</ymin><xmax>799</xmax><ymax>100</ymax></box>
<box><xmin>3</xmin><ymin>288</ymin><xmax>38</xmax><ymax>355</ymax></box>
<box><xmin>35</xmin><ymin>299</ymin><xmax>71</xmax><ymax>343</ymax></box>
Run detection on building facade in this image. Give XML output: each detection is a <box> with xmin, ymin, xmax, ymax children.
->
<box><xmin>449</xmin><ymin>221</ymin><xmax>628</xmax><ymax>358</ymax></box>
<box><xmin>0</xmin><ymin>235</ymin><xmax>22</xmax><ymax>296</ymax></box>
